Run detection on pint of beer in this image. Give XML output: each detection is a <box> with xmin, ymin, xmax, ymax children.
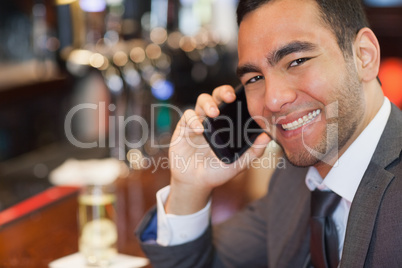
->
<box><xmin>78</xmin><ymin>184</ymin><xmax>117</xmax><ymax>266</ymax></box>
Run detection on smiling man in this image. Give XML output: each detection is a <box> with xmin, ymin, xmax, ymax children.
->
<box><xmin>236</xmin><ymin>0</ymin><xmax>383</xmax><ymax>178</ymax></box>
<box><xmin>136</xmin><ymin>0</ymin><xmax>402</xmax><ymax>267</ymax></box>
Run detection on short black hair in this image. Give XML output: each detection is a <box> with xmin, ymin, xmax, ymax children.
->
<box><xmin>236</xmin><ymin>0</ymin><xmax>370</xmax><ymax>56</ymax></box>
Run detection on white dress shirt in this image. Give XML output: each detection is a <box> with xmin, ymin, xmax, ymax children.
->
<box><xmin>156</xmin><ymin>97</ymin><xmax>391</xmax><ymax>249</ymax></box>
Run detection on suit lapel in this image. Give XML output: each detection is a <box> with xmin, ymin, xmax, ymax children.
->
<box><xmin>340</xmin><ymin>104</ymin><xmax>402</xmax><ymax>267</ymax></box>
<box><xmin>340</xmin><ymin>163</ymin><xmax>394</xmax><ymax>267</ymax></box>
<box><xmin>266</xmin><ymin>164</ymin><xmax>311</xmax><ymax>268</ymax></box>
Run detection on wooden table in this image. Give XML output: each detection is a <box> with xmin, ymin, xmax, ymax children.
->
<box><xmin>0</xmin><ymin>160</ymin><xmax>267</xmax><ymax>268</ymax></box>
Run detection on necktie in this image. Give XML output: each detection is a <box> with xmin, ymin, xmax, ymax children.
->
<box><xmin>310</xmin><ymin>189</ymin><xmax>342</xmax><ymax>268</ymax></box>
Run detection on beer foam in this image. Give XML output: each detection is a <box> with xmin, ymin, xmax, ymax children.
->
<box><xmin>49</xmin><ymin>158</ymin><xmax>128</xmax><ymax>186</ymax></box>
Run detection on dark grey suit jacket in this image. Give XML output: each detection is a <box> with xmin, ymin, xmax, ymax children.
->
<box><xmin>136</xmin><ymin>104</ymin><xmax>402</xmax><ymax>268</ymax></box>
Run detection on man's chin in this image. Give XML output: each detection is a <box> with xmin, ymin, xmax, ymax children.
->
<box><xmin>281</xmin><ymin>141</ymin><xmax>339</xmax><ymax>169</ymax></box>
<box><xmin>282</xmin><ymin>151</ymin><xmax>321</xmax><ymax>168</ymax></box>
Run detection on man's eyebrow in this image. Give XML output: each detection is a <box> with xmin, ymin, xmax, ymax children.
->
<box><xmin>268</xmin><ymin>41</ymin><xmax>317</xmax><ymax>66</ymax></box>
<box><xmin>236</xmin><ymin>64</ymin><xmax>260</xmax><ymax>79</ymax></box>
<box><xmin>236</xmin><ymin>41</ymin><xmax>318</xmax><ymax>79</ymax></box>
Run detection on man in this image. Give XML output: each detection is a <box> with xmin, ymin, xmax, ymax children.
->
<box><xmin>136</xmin><ymin>0</ymin><xmax>402</xmax><ymax>267</ymax></box>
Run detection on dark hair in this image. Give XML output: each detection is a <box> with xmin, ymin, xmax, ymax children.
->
<box><xmin>236</xmin><ymin>0</ymin><xmax>370</xmax><ymax>56</ymax></box>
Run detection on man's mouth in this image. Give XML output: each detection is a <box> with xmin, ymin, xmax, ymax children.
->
<box><xmin>281</xmin><ymin>109</ymin><xmax>321</xmax><ymax>131</ymax></box>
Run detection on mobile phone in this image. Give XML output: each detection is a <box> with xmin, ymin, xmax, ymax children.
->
<box><xmin>202</xmin><ymin>85</ymin><xmax>265</xmax><ymax>164</ymax></box>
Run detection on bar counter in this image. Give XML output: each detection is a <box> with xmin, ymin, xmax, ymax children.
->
<box><xmin>0</xmin><ymin>158</ymin><xmax>265</xmax><ymax>267</ymax></box>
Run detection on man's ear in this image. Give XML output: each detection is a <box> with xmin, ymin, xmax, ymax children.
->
<box><xmin>353</xmin><ymin>27</ymin><xmax>380</xmax><ymax>82</ymax></box>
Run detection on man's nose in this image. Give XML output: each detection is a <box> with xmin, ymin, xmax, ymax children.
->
<box><xmin>263</xmin><ymin>78</ymin><xmax>297</xmax><ymax>112</ymax></box>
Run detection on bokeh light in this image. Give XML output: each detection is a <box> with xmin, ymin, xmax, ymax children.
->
<box><xmin>151</xmin><ymin>79</ymin><xmax>174</xmax><ymax>101</ymax></box>
<box><xmin>150</xmin><ymin>27</ymin><xmax>168</xmax><ymax>45</ymax></box>
<box><xmin>378</xmin><ymin>58</ymin><xmax>402</xmax><ymax>109</ymax></box>
<box><xmin>89</xmin><ymin>53</ymin><xmax>105</xmax><ymax>68</ymax></box>
<box><xmin>130</xmin><ymin>47</ymin><xmax>146</xmax><ymax>63</ymax></box>
<box><xmin>79</xmin><ymin>0</ymin><xmax>106</xmax><ymax>12</ymax></box>
<box><xmin>145</xmin><ymin>43</ymin><xmax>162</xmax><ymax>60</ymax></box>
<box><xmin>113</xmin><ymin>51</ymin><xmax>128</xmax><ymax>67</ymax></box>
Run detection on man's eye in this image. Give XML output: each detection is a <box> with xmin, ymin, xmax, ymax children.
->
<box><xmin>246</xmin><ymin>75</ymin><xmax>264</xmax><ymax>84</ymax></box>
<box><xmin>289</xmin><ymin>58</ymin><xmax>310</xmax><ymax>67</ymax></box>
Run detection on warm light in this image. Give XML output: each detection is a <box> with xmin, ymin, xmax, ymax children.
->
<box><xmin>99</xmin><ymin>57</ymin><xmax>110</xmax><ymax>71</ymax></box>
<box><xmin>145</xmin><ymin>44</ymin><xmax>162</xmax><ymax>60</ymax></box>
<box><xmin>179</xmin><ymin>36</ymin><xmax>196</xmax><ymax>52</ymax></box>
<box><xmin>66</xmin><ymin>49</ymin><xmax>93</xmax><ymax>75</ymax></box>
<box><xmin>113</xmin><ymin>51</ymin><xmax>128</xmax><ymax>67</ymax></box>
<box><xmin>89</xmin><ymin>53</ymin><xmax>105</xmax><ymax>68</ymax></box>
<box><xmin>194</xmin><ymin>28</ymin><xmax>209</xmax><ymax>50</ymax></box>
<box><xmin>150</xmin><ymin>27</ymin><xmax>168</xmax><ymax>45</ymax></box>
<box><xmin>56</xmin><ymin>0</ymin><xmax>77</xmax><ymax>5</ymax></box>
<box><xmin>68</xmin><ymin>49</ymin><xmax>93</xmax><ymax>65</ymax></box>
<box><xmin>379</xmin><ymin>58</ymin><xmax>402</xmax><ymax>109</ymax></box>
<box><xmin>130</xmin><ymin>47</ymin><xmax>146</xmax><ymax>63</ymax></box>
<box><xmin>167</xmin><ymin>31</ymin><xmax>182</xmax><ymax>50</ymax></box>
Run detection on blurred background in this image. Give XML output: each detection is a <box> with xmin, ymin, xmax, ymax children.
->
<box><xmin>0</xmin><ymin>0</ymin><xmax>401</xmax><ymax>211</ymax></box>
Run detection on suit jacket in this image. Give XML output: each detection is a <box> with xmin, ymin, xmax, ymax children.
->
<box><xmin>136</xmin><ymin>104</ymin><xmax>402</xmax><ymax>268</ymax></box>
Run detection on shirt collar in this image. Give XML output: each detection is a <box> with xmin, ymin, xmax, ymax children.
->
<box><xmin>305</xmin><ymin>97</ymin><xmax>391</xmax><ymax>202</ymax></box>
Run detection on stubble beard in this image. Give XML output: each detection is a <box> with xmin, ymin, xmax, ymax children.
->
<box><xmin>280</xmin><ymin>60</ymin><xmax>365</xmax><ymax>168</ymax></box>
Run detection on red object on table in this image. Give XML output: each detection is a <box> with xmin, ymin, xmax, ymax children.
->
<box><xmin>0</xmin><ymin>186</ymin><xmax>80</xmax><ymax>226</ymax></box>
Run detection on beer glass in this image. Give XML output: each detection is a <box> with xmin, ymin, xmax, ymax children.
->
<box><xmin>78</xmin><ymin>184</ymin><xmax>117</xmax><ymax>266</ymax></box>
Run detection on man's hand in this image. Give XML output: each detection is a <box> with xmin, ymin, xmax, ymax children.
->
<box><xmin>165</xmin><ymin>85</ymin><xmax>271</xmax><ymax>215</ymax></box>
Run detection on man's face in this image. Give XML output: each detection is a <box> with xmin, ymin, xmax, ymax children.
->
<box><xmin>237</xmin><ymin>0</ymin><xmax>365</xmax><ymax>167</ymax></box>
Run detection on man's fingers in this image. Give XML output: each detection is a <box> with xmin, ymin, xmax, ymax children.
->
<box><xmin>194</xmin><ymin>85</ymin><xmax>236</xmax><ymax>118</ymax></box>
<box><xmin>195</xmin><ymin>93</ymin><xmax>219</xmax><ymax>118</ymax></box>
<box><xmin>249</xmin><ymin>133</ymin><xmax>272</xmax><ymax>158</ymax></box>
<box><xmin>179</xmin><ymin>109</ymin><xmax>204</xmax><ymax>134</ymax></box>
<box><xmin>232</xmin><ymin>133</ymin><xmax>271</xmax><ymax>169</ymax></box>
<box><xmin>212</xmin><ymin>85</ymin><xmax>236</xmax><ymax>105</ymax></box>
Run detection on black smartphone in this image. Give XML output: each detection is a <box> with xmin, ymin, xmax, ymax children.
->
<box><xmin>202</xmin><ymin>85</ymin><xmax>265</xmax><ymax>164</ymax></box>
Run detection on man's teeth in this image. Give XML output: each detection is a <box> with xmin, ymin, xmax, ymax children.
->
<box><xmin>281</xmin><ymin>109</ymin><xmax>321</xmax><ymax>131</ymax></box>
